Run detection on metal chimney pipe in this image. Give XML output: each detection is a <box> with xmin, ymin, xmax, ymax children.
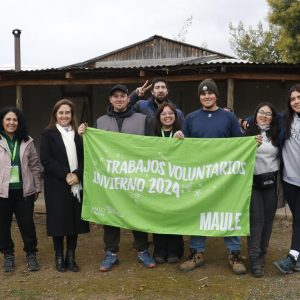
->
<box><xmin>12</xmin><ymin>29</ymin><xmax>22</xmax><ymax>110</ymax></box>
<box><xmin>12</xmin><ymin>29</ymin><xmax>22</xmax><ymax>71</ymax></box>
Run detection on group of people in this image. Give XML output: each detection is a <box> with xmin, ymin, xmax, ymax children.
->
<box><xmin>0</xmin><ymin>100</ymin><xmax>90</xmax><ymax>274</ymax></box>
<box><xmin>0</xmin><ymin>77</ymin><xmax>299</xmax><ymax>279</ymax></box>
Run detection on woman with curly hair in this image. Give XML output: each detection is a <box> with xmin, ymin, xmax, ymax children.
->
<box><xmin>0</xmin><ymin>107</ymin><xmax>41</xmax><ymax>273</ymax></box>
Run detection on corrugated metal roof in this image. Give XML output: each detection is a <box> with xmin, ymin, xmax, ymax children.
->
<box><xmin>94</xmin><ymin>58</ymin><xmax>186</xmax><ymax>68</ymax></box>
<box><xmin>180</xmin><ymin>58</ymin><xmax>251</xmax><ymax>65</ymax></box>
<box><xmin>84</xmin><ymin>55</ymin><xmax>245</xmax><ymax>69</ymax></box>
<box><xmin>0</xmin><ymin>60</ymin><xmax>299</xmax><ymax>74</ymax></box>
<box><xmin>0</xmin><ymin>65</ymin><xmax>40</xmax><ymax>71</ymax></box>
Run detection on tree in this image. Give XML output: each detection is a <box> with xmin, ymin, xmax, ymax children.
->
<box><xmin>173</xmin><ymin>16</ymin><xmax>193</xmax><ymax>42</ymax></box>
<box><xmin>229</xmin><ymin>0</ymin><xmax>300</xmax><ymax>63</ymax></box>
<box><xmin>173</xmin><ymin>15</ymin><xmax>208</xmax><ymax>48</ymax></box>
<box><xmin>229</xmin><ymin>21</ymin><xmax>282</xmax><ymax>63</ymax></box>
<box><xmin>267</xmin><ymin>0</ymin><xmax>300</xmax><ymax>62</ymax></box>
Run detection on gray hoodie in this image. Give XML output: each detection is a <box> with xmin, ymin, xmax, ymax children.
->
<box><xmin>282</xmin><ymin>113</ymin><xmax>300</xmax><ymax>186</ymax></box>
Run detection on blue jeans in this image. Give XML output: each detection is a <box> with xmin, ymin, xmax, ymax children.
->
<box><xmin>189</xmin><ymin>236</ymin><xmax>241</xmax><ymax>254</ymax></box>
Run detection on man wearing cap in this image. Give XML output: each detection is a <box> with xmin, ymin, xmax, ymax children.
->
<box><xmin>175</xmin><ymin>79</ymin><xmax>246</xmax><ymax>275</ymax></box>
<box><xmin>78</xmin><ymin>84</ymin><xmax>155</xmax><ymax>271</ymax></box>
<box><xmin>130</xmin><ymin>78</ymin><xmax>184</xmax><ymax>126</ymax></box>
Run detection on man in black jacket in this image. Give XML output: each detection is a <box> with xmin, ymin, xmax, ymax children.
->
<box><xmin>130</xmin><ymin>78</ymin><xmax>184</xmax><ymax>126</ymax></box>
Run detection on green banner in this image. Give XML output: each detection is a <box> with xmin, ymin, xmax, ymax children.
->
<box><xmin>82</xmin><ymin>128</ymin><xmax>257</xmax><ymax>236</ymax></box>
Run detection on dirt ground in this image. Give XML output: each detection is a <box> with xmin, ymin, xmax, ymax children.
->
<box><xmin>1</xmin><ymin>210</ymin><xmax>300</xmax><ymax>300</ymax></box>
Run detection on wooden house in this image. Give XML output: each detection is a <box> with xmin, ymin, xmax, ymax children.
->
<box><xmin>1</xmin><ymin>35</ymin><xmax>300</xmax><ymax>145</ymax></box>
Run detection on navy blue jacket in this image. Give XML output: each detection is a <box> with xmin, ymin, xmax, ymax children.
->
<box><xmin>183</xmin><ymin>108</ymin><xmax>242</xmax><ymax>138</ymax></box>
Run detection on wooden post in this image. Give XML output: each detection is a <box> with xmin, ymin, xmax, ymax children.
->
<box><xmin>227</xmin><ymin>78</ymin><xmax>234</xmax><ymax>109</ymax></box>
<box><xmin>16</xmin><ymin>85</ymin><xmax>22</xmax><ymax>111</ymax></box>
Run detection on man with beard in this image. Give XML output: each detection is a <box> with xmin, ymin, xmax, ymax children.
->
<box><xmin>130</xmin><ymin>78</ymin><xmax>184</xmax><ymax>126</ymax></box>
<box><xmin>174</xmin><ymin>78</ymin><xmax>246</xmax><ymax>275</ymax></box>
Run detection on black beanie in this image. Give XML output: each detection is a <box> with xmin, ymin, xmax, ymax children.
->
<box><xmin>198</xmin><ymin>79</ymin><xmax>219</xmax><ymax>97</ymax></box>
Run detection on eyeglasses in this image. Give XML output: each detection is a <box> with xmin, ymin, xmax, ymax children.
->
<box><xmin>257</xmin><ymin>110</ymin><xmax>272</xmax><ymax>117</ymax></box>
<box><xmin>161</xmin><ymin>112</ymin><xmax>175</xmax><ymax>116</ymax></box>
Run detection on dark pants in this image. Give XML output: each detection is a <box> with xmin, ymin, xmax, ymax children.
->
<box><xmin>0</xmin><ymin>190</ymin><xmax>37</xmax><ymax>255</ymax></box>
<box><xmin>247</xmin><ymin>185</ymin><xmax>277</xmax><ymax>259</ymax></box>
<box><xmin>153</xmin><ymin>233</ymin><xmax>184</xmax><ymax>259</ymax></box>
<box><xmin>283</xmin><ymin>181</ymin><xmax>300</xmax><ymax>252</ymax></box>
<box><xmin>53</xmin><ymin>235</ymin><xmax>78</xmax><ymax>253</ymax></box>
<box><xmin>103</xmin><ymin>225</ymin><xmax>148</xmax><ymax>253</ymax></box>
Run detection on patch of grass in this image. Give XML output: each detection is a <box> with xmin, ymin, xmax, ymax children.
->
<box><xmin>9</xmin><ymin>288</ymin><xmax>40</xmax><ymax>299</ymax></box>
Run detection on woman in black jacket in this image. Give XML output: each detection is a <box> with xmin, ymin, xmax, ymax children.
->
<box><xmin>40</xmin><ymin>99</ymin><xmax>89</xmax><ymax>272</ymax></box>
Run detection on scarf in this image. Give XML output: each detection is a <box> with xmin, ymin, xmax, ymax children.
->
<box><xmin>56</xmin><ymin>123</ymin><xmax>82</xmax><ymax>202</ymax></box>
<box><xmin>257</xmin><ymin>124</ymin><xmax>270</xmax><ymax>132</ymax></box>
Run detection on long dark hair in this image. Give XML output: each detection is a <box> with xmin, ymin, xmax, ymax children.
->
<box><xmin>154</xmin><ymin>102</ymin><xmax>182</xmax><ymax>136</ymax></box>
<box><xmin>245</xmin><ymin>102</ymin><xmax>279</xmax><ymax>146</ymax></box>
<box><xmin>0</xmin><ymin>107</ymin><xmax>29</xmax><ymax>142</ymax></box>
<box><xmin>283</xmin><ymin>84</ymin><xmax>300</xmax><ymax>140</ymax></box>
<box><xmin>46</xmin><ymin>99</ymin><xmax>77</xmax><ymax>130</ymax></box>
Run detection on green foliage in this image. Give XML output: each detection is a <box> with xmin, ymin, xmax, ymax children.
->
<box><xmin>267</xmin><ymin>0</ymin><xmax>300</xmax><ymax>62</ymax></box>
<box><xmin>229</xmin><ymin>0</ymin><xmax>300</xmax><ymax>63</ymax></box>
<box><xmin>229</xmin><ymin>21</ymin><xmax>282</xmax><ymax>63</ymax></box>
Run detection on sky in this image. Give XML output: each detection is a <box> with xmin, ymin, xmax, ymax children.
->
<box><xmin>0</xmin><ymin>0</ymin><xmax>270</xmax><ymax>69</ymax></box>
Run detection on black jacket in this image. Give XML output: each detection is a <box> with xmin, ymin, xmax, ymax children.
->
<box><xmin>40</xmin><ymin>128</ymin><xmax>89</xmax><ymax>236</ymax></box>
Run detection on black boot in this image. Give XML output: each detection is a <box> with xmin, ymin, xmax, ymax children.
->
<box><xmin>55</xmin><ymin>252</ymin><xmax>66</xmax><ymax>272</ymax></box>
<box><xmin>3</xmin><ymin>254</ymin><xmax>15</xmax><ymax>272</ymax></box>
<box><xmin>250</xmin><ymin>257</ymin><xmax>264</xmax><ymax>278</ymax></box>
<box><xmin>65</xmin><ymin>250</ymin><xmax>79</xmax><ymax>272</ymax></box>
<box><xmin>26</xmin><ymin>252</ymin><xmax>40</xmax><ymax>272</ymax></box>
<box><xmin>259</xmin><ymin>253</ymin><xmax>266</xmax><ymax>268</ymax></box>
